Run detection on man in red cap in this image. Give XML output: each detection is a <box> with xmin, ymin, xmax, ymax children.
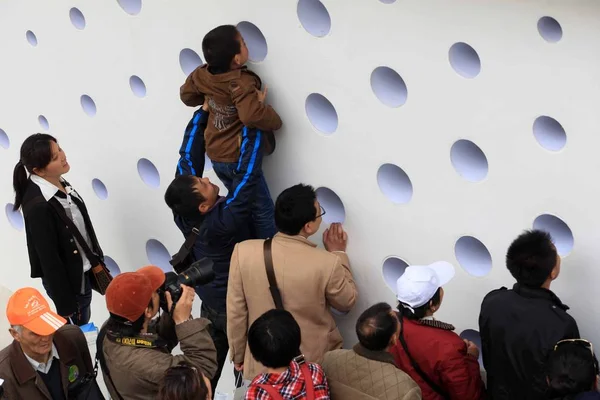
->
<box><xmin>99</xmin><ymin>265</ymin><xmax>217</xmax><ymax>400</ymax></box>
<box><xmin>0</xmin><ymin>287</ymin><xmax>96</xmax><ymax>399</ymax></box>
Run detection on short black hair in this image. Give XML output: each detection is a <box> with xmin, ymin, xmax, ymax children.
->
<box><xmin>356</xmin><ymin>303</ymin><xmax>397</xmax><ymax>351</ymax></box>
<box><xmin>248</xmin><ymin>309</ymin><xmax>301</xmax><ymax>369</ymax></box>
<box><xmin>164</xmin><ymin>176</ymin><xmax>206</xmax><ymax>220</ymax></box>
<box><xmin>506</xmin><ymin>230</ymin><xmax>557</xmax><ymax>287</ymax></box>
<box><xmin>202</xmin><ymin>25</ymin><xmax>241</xmax><ymax>74</ymax></box>
<box><xmin>546</xmin><ymin>341</ymin><xmax>599</xmax><ymax>398</ymax></box>
<box><xmin>398</xmin><ymin>288</ymin><xmax>442</xmax><ymax>320</ymax></box>
<box><xmin>275</xmin><ymin>184</ymin><xmax>318</xmax><ymax>235</ymax></box>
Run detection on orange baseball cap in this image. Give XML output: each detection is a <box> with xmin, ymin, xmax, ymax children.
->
<box><xmin>6</xmin><ymin>288</ymin><xmax>66</xmax><ymax>336</ymax></box>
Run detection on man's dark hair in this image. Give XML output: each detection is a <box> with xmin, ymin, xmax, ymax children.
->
<box><xmin>158</xmin><ymin>362</ymin><xmax>209</xmax><ymax>400</ymax></box>
<box><xmin>275</xmin><ymin>184</ymin><xmax>317</xmax><ymax>235</ymax></box>
<box><xmin>546</xmin><ymin>341</ymin><xmax>599</xmax><ymax>399</ymax></box>
<box><xmin>356</xmin><ymin>302</ymin><xmax>397</xmax><ymax>351</ymax></box>
<box><xmin>202</xmin><ymin>25</ymin><xmax>241</xmax><ymax>74</ymax></box>
<box><xmin>248</xmin><ymin>309</ymin><xmax>301</xmax><ymax>369</ymax></box>
<box><xmin>506</xmin><ymin>230</ymin><xmax>557</xmax><ymax>287</ymax></box>
<box><xmin>164</xmin><ymin>176</ymin><xmax>205</xmax><ymax>220</ymax></box>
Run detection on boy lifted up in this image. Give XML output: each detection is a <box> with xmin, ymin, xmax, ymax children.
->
<box><xmin>180</xmin><ymin>25</ymin><xmax>282</xmax><ymax>239</ymax></box>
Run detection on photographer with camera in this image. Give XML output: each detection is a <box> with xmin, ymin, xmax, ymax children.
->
<box><xmin>98</xmin><ymin>265</ymin><xmax>217</xmax><ymax>400</ymax></box>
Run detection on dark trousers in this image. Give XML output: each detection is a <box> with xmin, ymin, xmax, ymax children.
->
<box><xmin>200</xmin><ymin>302</ymin><xmax>242</xmax><ymax>397</ymax></box>
<box><xmin>212</xmin><ymin>161</ymin><xmax>276</xmax><ymax>239</ymax></box>
<box><xmin>42</xmin><ymin>272</ymin><xmax>92</xmax><ymax>326</ymax></box>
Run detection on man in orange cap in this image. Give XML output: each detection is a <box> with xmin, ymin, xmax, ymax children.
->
<box><xmin>98</xmin><ymin>265</ymin><xmax>217</xmax><ymax>400</ymax></box>
<box><xmin>0</xmin><ymin>287</ymin><xmax>97</xmax><ymax>399</ymax></box>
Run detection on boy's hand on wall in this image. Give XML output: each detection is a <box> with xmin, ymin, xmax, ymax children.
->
<box><xmin>256</xmin><ymin>85</ymin><xmax>268</xmax><ymax>104</ymax></box>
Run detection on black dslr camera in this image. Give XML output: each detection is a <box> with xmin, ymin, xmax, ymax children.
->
<box><xmin>159</xmin><ymin>258</ymin><xmax>215</xmax><ymax>313</ymax></box>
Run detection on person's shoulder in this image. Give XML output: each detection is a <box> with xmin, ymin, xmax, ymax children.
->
<box><xmin>0</xmin><ymin>341</ymin><xmax>14</xmax><ymax>365</ymax></box>
<box><xmin>55</xmin><ymin>325</ymin><xmax>88</xmax><ymax>349</ymax></box>
<box><xmin>239</xmin><ymin>68</ymin><xmax>261</xmax><ymax>85</ymax></box>
<box><xmin>322</xmin><ymin>349</ymin><xmax>350</xmax><ymax>365</ymax></box>
<box><xmin>482</xmin><ymin>286</ymin><xmax>511</xmax><ymax>304</ymax></box>
<box><xmin>236</xmin><ymin>238</ymin><xmax>265</xmax><ymax>252</ymax></box>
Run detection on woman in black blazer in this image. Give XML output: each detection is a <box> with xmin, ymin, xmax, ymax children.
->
<box><xmin>13</xmin><ymin>133</ymin><xmax>104</xmax><ymax>325</ymax></box>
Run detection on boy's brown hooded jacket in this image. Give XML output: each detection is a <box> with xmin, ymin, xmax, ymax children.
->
<box><xmin>180</xmin><ymin>65</ymin><xmax>282</xmax><ymax>163</ymax></box>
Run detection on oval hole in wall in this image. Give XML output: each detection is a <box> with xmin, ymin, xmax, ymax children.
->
<box><xmin>316</xmin><ymin>187</ymin><xmax>345</xmax><ymax>224</ymax></box>
<box><xmin>92</xmin><ymin>178</ymin><xmax>108</xmax><ymax>200</ymax></box>
<box><xmin>449</xmin><ymin>42</ymin><xmax>481</xmax><ymax>79</ymax></box>
<box><xmin>297</xmin><ymin>0</ymin><xmax>331</xmax><ymax>37</ymax></box>
<box><xmin>69</xmin><ymin>8</ymin><xmax>86</xmax><ymax>30</ymax></box>
<box><xmin>450</xmin><ymin>139</ymin><xmax>488</xmax><ymax>182</ymax></box>
<box><xmin>237</xmin><ymin>21</ymin><xmax>268</xmax><ymax>62</ymax></box>
<box><xmin>129</xmin><ymin>75</ymin><xmax>147</xmax><ymax>98</ymax></box>
<box><xmin>382</xmin><ymin>256</ymin><xmax>409</xmax><ymax>291</ymax></box>
<box><xmin>26</xmin><ymin>30</ymin><xmax>38</xmax><ymax>47</ymax></box>
<box><xmin>0</xmin><ymin>129</ymin><xmax>9</xmax><ymax>149</ymax></box>
<box><xmin>533</xmin><ymin>214</ymin><xmax>574</xmax><ymax>256</ymax></box>
<box><xmin>533</xmin><ymin>116</ymin><xmax>566</xmax><ymax>152</ymax></box>
<box><xmin>80</xmin><ymin>95</ymin><xmax>97</xmax><ymax>117</ymax></box>
<box><xmin>5</xmin><ymin>204</ymin><xmax>24</xmax><ymax>231</ymax></box>
<box><xmin>117</xmin><ymin>0</ymin><xmax>142</xmax><ymax>15</ymax></box>
<box><xmin>538</xmin><ymin>16</ymin><xmax>562</xmax><ymax>43</ymax></box>
<box><xmin>137</xmin><ymin>158</ymin><xmax>160</xmax><ymax>188</ymax></box>
<box><xmin>460</xmin><ymin>329</ymin><xmax>483</xmax><ymax>365</ymax></box>
<box><xmin>455</xmin><ymin>236</ymin><xmax>492</xmax><ymax>277</ymax></box>
<box><xmin>377</xmin><ymin>163</ymin><xmax>413</xmax><ymax>204</ymax></box>
<box><xmin>104</xmin><ymin>256</ymin><xmax>121</xmax><ymax>276</ymax></box>
<box><xmin>38</xmin><ymin>115</ymin><xmax>49</xmax><ymax>131</ymax></box>
<box><xmin>179</xmin><ymin>48</ymin><xmax>203</xmax><ymax>76</ymax></box>
<box><xmin>370</xmin><ymin>66</ymin><xmax>408</xmax><ymax>107</ymax></box>
<box><xmin>145</xmin><ymin>239</ymin><xmax>172</xmax><ymax>273</ymax></box>
<box><xmin>305</xmin><ymin>93</ymin><xmax>338</xmax><ymax>134</ymax></box>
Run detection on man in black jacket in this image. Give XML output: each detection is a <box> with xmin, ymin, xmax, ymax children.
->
<box><xmin>479</xmin><ymin>230</ymin><xmax>580</xmax><ymax>400</ymax></box>
<box><xmin>165</xmin><ymin>101</ymin><xmax>262</xmax><ymax>392</ymax></box>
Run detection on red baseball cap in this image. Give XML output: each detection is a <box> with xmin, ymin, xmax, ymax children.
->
<box><xmin>137</xmin><ymin>265</ymin><xmax>165</xmax><ymax>291</ymax></box>
<box><xmin>105</xmin><ymin>265</ymin><xmax>165</xmax><ymax>322</ymax></box>
<box><xmin>6</xmin><ymin>288</ymin><xmax>66</xmax><ymax>336</ymax></box>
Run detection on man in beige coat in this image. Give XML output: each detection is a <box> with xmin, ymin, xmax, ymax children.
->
<box><xmin>322</xmin><ymin>302</ymin><xmax>422</xmax><ymax>400</ymax></box>
<box><xmin>227</xmin><ymin>183</ymin><xmax>358</xmax><ymax>380</ymax></box>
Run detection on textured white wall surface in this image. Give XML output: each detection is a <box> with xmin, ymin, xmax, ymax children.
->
<box><xmin>1</xmin><ymin>0</ymin><xmax>600</xmax><ymax>397</ymax></box>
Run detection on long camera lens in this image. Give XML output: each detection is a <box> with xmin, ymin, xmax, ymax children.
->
<box><xmin>160</xmin><ymin>258</ymin><xmax>215</xmax><ymax>312</ymax></box>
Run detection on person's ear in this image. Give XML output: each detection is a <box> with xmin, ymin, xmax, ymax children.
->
<box><xmin>199</xmin><ymin>202</ymin><xmax>209</xmax><ymax>214</ymax></box>
<box><xmin>232</xmin><ymin>54</ymin><xmax>241</xmax><ymax>67</ymax></box>
<box><xmin>9</xmin><ymin>328</ymin><xmax>20</xmax><ymax>342</ymax></box>
<box><xmin>32</xmin><ymin>167</ymin><xmax>43</xmax><ymax>177</ymax></box>
<box><xmin>144</xmin><ymin>305</ymin><xmax>154</xmax><ymax>319</ymax></box>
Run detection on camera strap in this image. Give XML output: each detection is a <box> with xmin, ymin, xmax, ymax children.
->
<box><xmin>170</xmin><ymin>221</ymin><xmax>206</xmax><ymax>273</ymax></box>
<box><xmin>97</xmin><ymin>325</ymin><xmax>125</xmax><ymax>400</ymax></box>
<box><xmin>105</xmin><ymin>330</ymin><xmax>169</xmax><ymax>349</ymax></box>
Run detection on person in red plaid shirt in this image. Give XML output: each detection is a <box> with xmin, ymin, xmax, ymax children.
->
<box><xmin>244</xmin><ymin>309</ymin><xmax>330</xmax><ymax>400</ymax></box>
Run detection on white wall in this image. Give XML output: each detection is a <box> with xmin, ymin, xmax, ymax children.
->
<box><xmin>1</xmin><ymin>0</ymin><xmax>600</xmax><ymax>396</ymax></box>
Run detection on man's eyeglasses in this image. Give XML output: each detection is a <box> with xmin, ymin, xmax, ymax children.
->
<box><xmin>317</xmin><ymin>205</ymin><xmax>326</xmax><ymax>218</ymax></box>
<box><xmin>554</xmin><ymin>338</ymin><xmax>594</xmax><ymax>356</ymax></box>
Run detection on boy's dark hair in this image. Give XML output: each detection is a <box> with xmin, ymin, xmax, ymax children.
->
<box><xmin>275</xmin><ymin>184</ymin><xmax>317</xmax><ymax>235</ymax></box>
<box><xmin>158</xmin><ymin>362</ymin><xmax>209</xmax><ymax>400</ymax></box>
<box><xmin>202</xmin><ymin>25</ymin><xmax>241</xmax><ymax>74</ymax></box>
<box><xmin>356</xmin><ymin>302</ymin><xmax>397</xmax><ymax>351</ymax></box>
<box><xmin>164</xmin><ymin>176</ymin><xmax>206</xmax><ymax>220</ymax></box>
<box><xmin>13</xmin><ymin>133</ymin><xmax>57</xmax><ymax>210</ymax></box>
<box><xmin>506</xmin><ymin>230</ymin><xmax>557</xmax><ymax>287</ymax></box>
<box><xmin>248</xmin><ymin>309</ymin><xmax>301</xmax><ymax>369</ymax></box>
<box><xmin>397</xmin><ymin>288</ymin><xmax>442</xmax><ymax>321</ymax></box>
<box><xmin>546</xmin><ymin>341</ymin><xmax>599</xmax><ymax>400</ymax></box>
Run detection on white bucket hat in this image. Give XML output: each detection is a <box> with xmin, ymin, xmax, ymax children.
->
<box><xmin>396</xmin><ymin>261</ymin><xmax>455</xmax><ymax>309</ymax></box>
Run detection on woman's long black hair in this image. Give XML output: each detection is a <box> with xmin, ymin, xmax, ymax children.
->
<box><xmin>12</xmin><ymin>133</ymin><xmax>57</xmax><ymax>210</ymax></box>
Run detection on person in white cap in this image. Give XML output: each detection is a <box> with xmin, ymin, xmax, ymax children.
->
<box><xmin>388</xmin><ymin>262</ymin><xmax>485</xmax><ymax>400</ymax></box>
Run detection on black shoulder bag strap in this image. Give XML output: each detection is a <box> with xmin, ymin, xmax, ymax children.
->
<box><xmin>263</xmin><ymin>238</ymin><xmax>284</xmax><ymax>310</ymax></box>
<box><xmin>170</xmin><ymin>221</ymin><xmax>205</xmax><ymax>269</ymax></box>
<box><xmin>96</xmin><ymin>325</ymin><xmax>125</xmax><ymax>400</ymax></box>
<box><xmin>397</xmin><ymin>311</ymin><xmax>450</xmax><ymax>399</ymax></box>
